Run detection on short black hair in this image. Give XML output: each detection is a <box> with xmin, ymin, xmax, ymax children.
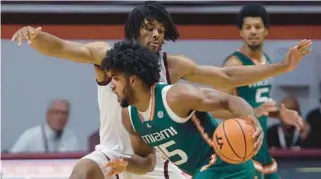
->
<box><xmin>101</xmin><ymin>40</ymin><xmax>160</xmax><ymax>88</ymax></box>
<box><xmin>124</xmin><ymin>1</ymin><xmax>179</xmax><ymax>41</ymax></box>
<box><xmin>237</xmin><ymin>4</ymin><xmax>270</xmax><ymax>29</ymax></box>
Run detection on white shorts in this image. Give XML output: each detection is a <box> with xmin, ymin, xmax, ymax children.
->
<box><xmin>82</xmin><ymin>146</ymin><xmax>187</xmax><ymax>179</ymax></box>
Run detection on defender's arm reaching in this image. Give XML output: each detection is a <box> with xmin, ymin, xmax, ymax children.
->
<box><xmin>169</xmin><ymin>39</ymin><xmax>311</xmax><ymax>89</ymax></box>
<box><xmin>11</xmin><ymin>26</ymin><xmax>110</xmax><ymax>65</ymax></box>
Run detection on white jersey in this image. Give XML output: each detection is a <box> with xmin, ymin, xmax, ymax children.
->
<box><xmin>97</xmin><ymin>52</ymin><xmax>169</xmax><ymax>155</ymax></box>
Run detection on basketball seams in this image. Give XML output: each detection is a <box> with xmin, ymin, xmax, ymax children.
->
<box><xmin>233</xmin><ymin>119</ymin><xmax>247</xmax><ymax>161</ymax></box>
<box><xmin>212</xmin><ymin>136</ymin><xmax>242</xmax><ymax>163</ymax></box>
<box><xmin>223</xmin><ymin>121</ymin><xmax>243</xmax><ymax>160</ymax></box>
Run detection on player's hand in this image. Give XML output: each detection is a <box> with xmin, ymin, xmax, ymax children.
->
<box><xmin>279</xmin><ymin>103</ymin><xmax>304</xmax><ymax>131</ymax></box>
<box><xmin>11</xmin><ymin>26</ymin><xmax>42</xmax><ymax>46</ymax></box>
<box><xmin>282</xmin><ymin>39</ymin><xmax>312</xmax><ymax>72</ymax></box>
<box><xmin>254</xmin><ymin>100</ymin><xmax>278</xmax><ymax>118</ymax></box>
<box><xmin>247</xmin><ymin>116</ymin><xmax>263</xmax><ymax>153</ymax></box>
<box><xmin>104</xmin><ymin>158</ymin><xmax>128</xmax><ymax>177</ymax></box>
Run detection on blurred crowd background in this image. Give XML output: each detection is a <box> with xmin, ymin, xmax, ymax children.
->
<box><xmin>1</xmin><ymin>1</ymin><xmax>321</xmax><ymax>179</ymax></box>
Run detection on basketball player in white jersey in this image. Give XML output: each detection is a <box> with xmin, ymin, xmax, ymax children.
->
<box><xmin>11</xmin><ymin>2</ymin><xmax>311</xmax><ymax>179</ymax></box>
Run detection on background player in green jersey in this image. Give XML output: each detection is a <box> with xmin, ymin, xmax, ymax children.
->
<box><xmin>101</xmin><ymin>40</ymin><xmax>264</xmax><ymax>178</ymax></box>
<box><xmin>213</xmin><ymin>5</ymin><xmax>312</xmax><ymax>179</ymax></box>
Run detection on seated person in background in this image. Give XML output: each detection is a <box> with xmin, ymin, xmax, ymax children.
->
<box><xmin>267</xmin><ymin>96</ymin><xmax>310</xmax><ymax>149</ymax></box>
<box><xmin>305</xmin><ymin>97</ymin><xmax>321</xmax><ymax>148</ymax></box>
<box><xmin>11</xmin><ymin>99</ymin><xmax>78</xmax><ymax>153</ymax></box>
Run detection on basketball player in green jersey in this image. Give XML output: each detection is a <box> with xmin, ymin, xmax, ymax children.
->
<box><xmin>213</xmin><ymin>5</ymin><xmax>311</xmax><ymax>179</ymax></box>
<box><xmin>101</xmin><ymin>40</ymin><xmax>263</xmax><ymax>178</ymax></box>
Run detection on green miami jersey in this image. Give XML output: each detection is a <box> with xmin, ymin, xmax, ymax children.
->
<box><xmin>128</xmin><ymin>83</ymin><xmax>255</xmax><ymax>178</ymax></box>
<box><xmin>232</xmin><ymin>51</ymin><xmax>272</xmax><ymax>131</ymax></box>
<box><xmin>230</xmin><ymin>51</ymin><xmax>280</xmax><ymax>179</ymax></box>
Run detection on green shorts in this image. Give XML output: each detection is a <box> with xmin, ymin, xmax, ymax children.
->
<box><xmin>193</xmin><ymin>160</ymin><xmax>255</xmax><ymax>179</ymax></box>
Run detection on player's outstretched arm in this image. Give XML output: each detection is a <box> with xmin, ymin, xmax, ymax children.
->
<box><xmin>170</xmin><ymin>39</ymin><xmax>311</xmax><ymax>89</ymax></box>
<box><xmin>105</xmin><ymin>108</ymin><xmax>156</xmax><ymax>175</ymax></box>
<box><xmin>12</xmin><ymin>26</ymin><xmax>110</xmax><ymax>65</ymax></box>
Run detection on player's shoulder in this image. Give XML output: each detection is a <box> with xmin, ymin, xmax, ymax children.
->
<box><xmin>167</xmin><ymin>83</ymin><xmax>201</xmax><ymax>101</ymax></box>
<box><xmin>223</xmin><ymin>54</ymin><xmax>243</xmax><ymax>67</ymax></box>
<box><xmin>167</xmin><ymin>54</ymin><xmax>196</xmax><ymax>67</ymax></box>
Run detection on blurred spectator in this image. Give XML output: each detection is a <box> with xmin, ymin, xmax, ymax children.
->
<box><xmin>304</xmin><ymin>98</ymin><xmax>321</xmax><ymax>148</ymax></box>
<box><xmin>88</xmin><ymin>129</ymin><xmax>99</xmax><ymax>152</ymax></box>
<box><xmin>267</xmin><ymin>96</ymin><xmax>310</xmax><ymax>149</ymax></box>
<box><xmin>10</xmin><ymin>99</ymin><xmax>78</xmax><ymax>153</ymax></box>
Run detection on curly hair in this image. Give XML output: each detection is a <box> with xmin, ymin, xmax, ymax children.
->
<box><xmin>101</xmin><ymin>40</ymin><xmax>160</xmax><ymax>88</ymax></box>
<box><xmin>124</xmin><ymin>1</ymin><xmax>179</xmax><ymax>41</ymax></box>
<box><xmin>237</xmin><ymin>4</ymin><xmax>270</xmax><ymax>29</ymax></box>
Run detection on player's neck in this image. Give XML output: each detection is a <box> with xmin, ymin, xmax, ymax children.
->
<box><xmin>241</xmin><ymin>45</ymin><xmax>263</xmax><ymax>61</ymax></box>
<box><xmin>135</xmin><ymin>87</ymin><xmax>152</xmax><ymax>112</ymax></box>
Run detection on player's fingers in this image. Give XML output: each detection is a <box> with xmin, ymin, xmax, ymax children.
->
<box><xmin>253</xmin><ymin>127</ymin><xmax>262</xmax><ymax>139</ymax></box>
<box><xmin>296</xmin><ymin>39</ymin><xmax>307</xmax><ymax>48</ymax></box>
<box><xmin>301</xmin><ymin>49</ymin><xmax>312</xmax><ymax>56</ymax></box>
<box><xmin>21</xmin><ymin>28</ymin><xmax>31</xmax><ymax>42</ymax></box>
<box><xmin>13</xmin><ymin>31</ymin><xmax>22</xmax><ymax>46</ymax></box>
<box><xmin>35</xmin><ymin>27</ymin><xmax>42</xmax><ymax>33</ymax></box>
<box><xmin>298</xmin><ymin>39</ymin><xmax>311</xmax><ymax>49</ymax></box>
<box><xmin>17</xmin><ymin>37</ymin><xmax>23</xmax><ymax>46</ymax></box>
<box><xmin>11</xmin><ymin>32</ymin><xmax>18</xmax><ymax>41</ymax></box>
<box><xmin>261</xmin><ymin>103</ymin><xmax>276</xmax><ymax>108</ymax></box>
<box><xmin>254</xmin><ymin>131</ymin><xmax>263</xmax><ymax>150</ymax></box>
<box><xmin>29</xmin><ymin>27</ymin><xmax>42</xmax><ymax>39</ymax></box>
<box><xmin>265</xmin><ymin>106</ymin><xmax>278</xmax><ymax>112</ymax></box>
<box><xmin>266</xmin><ymin>99</ymin><xmax>276</xmax><ymax>104</ymax></box>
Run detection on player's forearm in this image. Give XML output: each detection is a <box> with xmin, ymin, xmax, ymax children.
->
<box><xmin>222</xmin><ymin>64</ymin><xmax>287</xmax><ymax>88</ymax></box>
<box><xmin>126</xmin><ymin>153</ymin><xmax>156</xmax><ymax>175</ymax></box>
<box><xmin>210</xmin><ymin>110</ymin><xmax>235</xmax><ymax>120</ymax></box>
<box><xmin>225</xmin><ymin>95</ymin><xmax>256</xmax><ymax>119</ymax></box>
<box><xmin>30</xmin><ymin>31</ymin><xmax>66</xmax><ymax>56</ymax></box>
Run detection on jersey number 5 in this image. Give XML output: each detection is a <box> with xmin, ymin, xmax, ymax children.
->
<box><xmin>256</xmin><ymin>87</ymin><xmax>269</xmax><ymax>103</ymax></box>
<box><xmin>155</xmin><ymin>140</ymin><xmax>188</xmax><ymax>165</ymax></box>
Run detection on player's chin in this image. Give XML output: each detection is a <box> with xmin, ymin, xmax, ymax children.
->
<box><xmin>248</xmin><ymin>43</ymin><xmax>262</xmax><ymax>50</ymax></box>
<box><xmin>147</xmin><ymin>45</ymin><xmax>160</xmax><ymax>52</ymax></box>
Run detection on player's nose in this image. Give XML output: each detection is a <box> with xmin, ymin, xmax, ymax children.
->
<box><xmin>152</xmin><ymin>29</ymin><xmax>159</xmax><ymax>39</ymax></box>
<box><xmin>110</xmin><ymin>81</ymin><xmax>116</xmax><ymax>91</ymax></box>
<box><xmin>250</xmin><ymin>27</ymin><xmax>257</xmax><ymax>34</ymax></box>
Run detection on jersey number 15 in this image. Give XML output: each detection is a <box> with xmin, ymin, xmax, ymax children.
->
<box><xmin>155</xmin><ymin>140</ymin><xmax>188</xmax><ymax>165</ymax></box>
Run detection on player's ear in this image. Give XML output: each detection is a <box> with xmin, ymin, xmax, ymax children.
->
<box><xmin>264</xmin><ymin>28</ymin><xmax>268</xmax><ymax>37</ymax></box>
<box><xmin>239</xmin><ymin>28</ymin><xmax>244</xmax><ymax>38</ymax></box>
<box><xmin>129</xmin><ymin>75</ymin><xmax>136</xmax><ymax>87</ymax></box>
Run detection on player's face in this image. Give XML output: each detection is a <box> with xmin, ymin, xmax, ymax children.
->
<box><xmin>240</xmin><ymin>17</ymin><xmax>268</xmax><ymax>50</ymax></box>
<box><xmin>110</xmin><ymin>71</ymin><xmax>135</xmax><ymax>108</ymax></box>
<box><xmin>138</xmin><ymin>19</ymin><xmax>165</xmax><ymax>52</ymax></box>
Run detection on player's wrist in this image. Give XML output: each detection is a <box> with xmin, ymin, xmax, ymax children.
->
<box><xmin>277</xmin><ymin>62</ymin><xmax>290</xmax><ymax>73</ymax></box>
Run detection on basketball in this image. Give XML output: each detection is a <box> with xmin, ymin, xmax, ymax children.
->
<box><xmin>212</xmin><ymin>118</ymin><xmax>256</xmax><ymax>164</ymax></box>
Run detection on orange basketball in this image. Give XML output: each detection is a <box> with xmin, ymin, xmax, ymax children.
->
<box><xmin>212</xmin><ymin>118</ymin><xmax>256</xmax><ymax>164</ymax></box>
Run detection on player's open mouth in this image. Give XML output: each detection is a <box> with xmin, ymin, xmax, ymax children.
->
<box><xmin>150</xmin><ymin>42</ymin><xmax>159</xmax><ymax>47</ymax></box>
<box><xmin>249</xmin><ymin>37</ymin><xmax>259</xmax><ymax>41</ymax></box>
